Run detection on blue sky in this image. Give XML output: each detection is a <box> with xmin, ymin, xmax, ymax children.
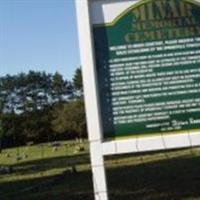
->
<box><xmin>0</xmin><ymin>0</ymin><xmax>80</xmax><ymax>80</ymax></box>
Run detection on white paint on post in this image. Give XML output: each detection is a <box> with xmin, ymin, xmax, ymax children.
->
<box><xmin>75</xmin><ymin>0</ymin><xmax>108</xmax><ymax>200</ymax></box>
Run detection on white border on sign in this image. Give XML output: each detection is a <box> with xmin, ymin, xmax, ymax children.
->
<box><xmin>102</xmin><ymin>132</ymin><xmax>200</xmax><ymax>155</ymax></box>
<box><xmin>76</xmin><ymin>0</ymin><xmax>200</xmax><ymax>200</ymax></box>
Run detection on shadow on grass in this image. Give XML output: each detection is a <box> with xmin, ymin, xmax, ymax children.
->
<box><xmin>7</xmin><ymin>153</ymin><xmax>90</xmax><ymax>176</ymax></box>
<box><xmin>0</xmin><ymin>152</ymin><xmax>200</xmax><ymax>200</ymax></box>
<box><xmin>107</xmin><ymin>153</ymin><xmax>200</xmax><ymax>200</ymax></box>
<box><xmin>0</xmin><ymin>170</ymin><xmax>93</xmax><ymax>200</ymax></box>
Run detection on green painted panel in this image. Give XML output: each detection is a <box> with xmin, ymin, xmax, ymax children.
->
<box><xmin>93</xmin><ymin>0</ymin><xmax>200</xmax><ymax>139</ymax></box>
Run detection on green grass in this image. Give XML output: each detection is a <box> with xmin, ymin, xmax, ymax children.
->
<box><xmin>0</xmin><ymin>141</ymin><xmax>200</xmax><ymax>200</ymax></box>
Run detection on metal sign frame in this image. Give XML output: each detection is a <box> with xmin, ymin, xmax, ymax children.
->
<box><xmin>75</xmin><ymin>0</ymin><xmax>200</xmax><ymax>199</ymax></box>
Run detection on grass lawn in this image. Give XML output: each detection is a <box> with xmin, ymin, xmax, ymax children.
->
<box><xmin>0</xmin><ymin>141</ymin><xmax>200</xmax><ymax>200</ymax></box>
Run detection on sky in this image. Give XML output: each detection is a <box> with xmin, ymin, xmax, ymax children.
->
<box><xmin>0</xmin><ymin>0</ymin><xmax>80</xmax><ymax>80</ymax></box>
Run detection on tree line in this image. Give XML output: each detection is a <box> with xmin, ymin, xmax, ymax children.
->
<box><xmin>0</xmin><ymin>68</ymin><xmax>86</xmax><ymax>150</ymax></box>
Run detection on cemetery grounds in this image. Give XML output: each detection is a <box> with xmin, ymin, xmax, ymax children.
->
<box><xmin>0</xmin><ymin>140</ymin><xmax>200</xmax><ymax>200</ymax></box>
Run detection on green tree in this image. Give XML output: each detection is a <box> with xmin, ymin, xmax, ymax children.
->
<box><xmin>73</xmin><ymin>68</ymin><xmax>83</xmax><ymax>97</ymax></box>
<box><xmin>0</xmin><ymin>120</ymin><xmax>3</xmax><ymax>153</ymax></box>
<box><xmin>52</xmin><ymin>72</ymin><xmax>65</xmax><ymax>102</ymax></box>
<box><xmin>52</xmin><ymin>98</ymin><xmax>86</xmax><ymax>138</ymax></box>
<box><xmin>0</xmin><ymin>69</ymin><xmax>85</xmax><ymax>146</ymax></box>
<box><xmin>22</xmin><ymin>107</ymin><xmax>53</xmax><ymax>143</ymax></box>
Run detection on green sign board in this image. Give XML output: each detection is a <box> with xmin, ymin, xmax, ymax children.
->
<box><xmin>93</xmin><ymin>0</ymin><xmax>200</xmax><ymax>139</ymax></box>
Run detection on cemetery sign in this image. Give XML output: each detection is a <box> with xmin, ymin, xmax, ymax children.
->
<box><xmin>76</xmin><ymin>0</ymin><xmax>200</xmax><ymax>200</ymax></box>
<box><xmin>93</xmin><ymin>0</ymin><xmax>200</xmax><ymax>139</ymax></box>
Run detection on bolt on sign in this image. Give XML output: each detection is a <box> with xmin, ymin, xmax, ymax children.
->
<box><xmin>76</xmin><ymin>0</ymin><xmax>200</xmax><ymax>199</ymax></box>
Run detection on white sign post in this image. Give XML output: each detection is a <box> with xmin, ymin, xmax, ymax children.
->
<box><xmin>76</xmin><ymin>1</ymin><xmax>108</xmax><ymax>199</ymax></box>
<box><xmin>76</xmin><ymin>0</ymin><xmax>200</xmax><ymax>200</ymax></box>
